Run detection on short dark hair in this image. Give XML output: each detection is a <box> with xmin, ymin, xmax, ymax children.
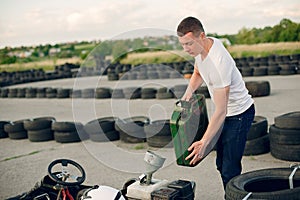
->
<box><xmin>177</xmin><ymin>16</ymin><xmax>205</xmax><ymax>37</ymax></box>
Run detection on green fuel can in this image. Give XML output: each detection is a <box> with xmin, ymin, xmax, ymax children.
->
<box><xmin>170</xmin><ymin>94</ymin><xmax>209</xmax><ymax>167</ymax></box>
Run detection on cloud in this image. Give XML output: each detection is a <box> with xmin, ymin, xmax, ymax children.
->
<box><xmin>0</xmin><ymin>0</ymin><xmax>299</xmax><ymax>47</ymax></box>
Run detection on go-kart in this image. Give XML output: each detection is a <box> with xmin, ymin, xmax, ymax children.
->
<box><xmin>7</xmin><ymin>152</ymin><xmax>196</xmax><ymax>200</ymax></box>
<box><xmin>7</xmin><ymin>158</ymin><xmax>126</xmax><ymax>200</ymax></box>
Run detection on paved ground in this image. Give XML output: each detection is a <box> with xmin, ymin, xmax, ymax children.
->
<box><xmin>0</xmin><ymin>74</ymin><xmax>299</xmax><ymax>199</ymax></box>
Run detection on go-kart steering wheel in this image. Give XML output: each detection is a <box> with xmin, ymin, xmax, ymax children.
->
<box><xmin>48</xmin><ymin>159</ymin><xmax>86</xmax><ymax>186</ymax></box>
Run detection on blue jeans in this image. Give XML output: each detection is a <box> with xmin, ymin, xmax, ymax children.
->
<box><xmin>216</xmin><ymin>104</ymin><xmax>255</xmax><ymax>190</ymax></box>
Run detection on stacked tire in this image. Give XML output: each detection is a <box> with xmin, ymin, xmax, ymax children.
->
<box><xmin>144</xmin><ymin>119</ymin><xmax>173</xmax><ymax>148</ymax></box>
<box><xmin>226</xmin><ymin>167</ymin><xmax>300</xmax><ymax>200</ymax></box>
<box><xmin>115</xmin><ymin>116</ymin><xmax>149</xmax><ymax>143</ymax></box>
<box><xmin>155</xmin><ymin>87</ymin><xmax>174</xmax><ymax>99</ymax></box>
<box><xmin>244</xmin><ymin>116</ymin><xmax>270</xmax><ymax>156</ymax></box>
<box><xmin>4</xmin><ymin>119</ymin><xmax>29</xmax><ymax>139</ymax></box>
<box><xmin>24</xmin><ymin>117</ymin><xmax>55</xmax><ymax>142</ymax></box>
<box><xmin>245</xmin><ymin>81</ymin><xmax>270</xmax><ymax>97</ymax></box>
<box><xmin>95</xmin><ymin>88</ymin><xmax>111</xmax><ymax>99</ymax></box>
<box><xmin>52</xmin><ymin>121</ymin><xmax>88</xmax><ymax>143</ymax></box>
<box><xmin>269</xmin><ymin>112</ymin><xmax>300</xmax><ymax>161</ymax></box>
<box><xmin>141</xmin><ymin>88</ymin><xmax>157</xmax><ymax>99</ymax></box>
<box><xmin>84</xmin><ymin>117</ymin><xmax>119</xmax><ymax>142</ymax></box>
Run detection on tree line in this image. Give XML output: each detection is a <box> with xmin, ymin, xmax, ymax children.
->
<box><xmin>214</xmin><ymin>18</ymin><xmax>300</xmax><ymax>45</ymax></box>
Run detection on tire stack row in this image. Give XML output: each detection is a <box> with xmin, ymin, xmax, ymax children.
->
<box><xmin>1</xmin><ymin>117</ymin><xmax>88</xmax><ymax>144</ymax></box>
<box><xmin>0</xmin><ymin>80</ymin><xmax>269</xmax><ymax>100</ymax></box>
<box><xmin>269</xmin><ymin>111</ymin><xmax>300</xmax><ymax>162</ymax></box>
<box><xmin>236</xmin><ymin>54</ymin><xmax>300</xmax><ymax>77</ymax></box>
<box><xmin>0</xmin><ymin>63</ymin><xmax>79</xmax><ymax>87</ymax></box>
<box><xmin>1</xmin><ymin>54</ymin><xmax>299</xmax><ymax>88</ymax></box>
<box><xmin>52</xmin><ymin>122</ymin><xmax>88</xmax><ymax>143</ymax></box>
<box><xmin>23</xmin><ymin>117</ymin><xmax>55</xmax><ymax>142</ymax></box>
<box><xmin>1</xmin><ymin>115</ymin><xmax>174</xmax><ymax>147</ymax></box>
<box><xmin>244</xmin><ymin>116</ymin><xmax>270</xmax><ymax>156</ymax></box>
<box><xmin>107</xmin><ymin>62</ymin><xmax>192</xmax><ymax>81</ymax></box>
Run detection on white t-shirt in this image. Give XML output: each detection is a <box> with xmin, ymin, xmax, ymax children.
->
<box><xmin>195</xmin><ymin>37</ymin><xmax>254</xmax><ymax>116</ymax></box>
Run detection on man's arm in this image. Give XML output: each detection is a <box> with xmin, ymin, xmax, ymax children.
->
<box><xmin>186</xmin><ymin>86</ymin><xmax>230</xmax><ymax>165</ymax></box>
<box><xmin>181</xmin><ymin>64</ymin><xmax>203</xmax><ymax>101</ymax></box>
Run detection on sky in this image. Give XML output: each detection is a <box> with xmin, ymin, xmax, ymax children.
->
<box><xmin>0</xmin><ymin>0</ymin><xmax>299</xmax><ymax>48</ymax></box>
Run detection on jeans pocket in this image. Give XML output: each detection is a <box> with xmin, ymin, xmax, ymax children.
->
<box><xmin>223</xmin><ymin>117</ymin><xmax>243</xmax><ymax>143</ymax></box>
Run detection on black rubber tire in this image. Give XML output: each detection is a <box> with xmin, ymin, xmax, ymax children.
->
<box><xmin>24</xmin><ymin>118</ymin><xmax>54</xmax><ymax>131</ymax></box>
<box><xmin>4</xmin><ymin>119</ymin><xmax>29</xmax><ymax>133</ymax></box>
<box><xmin>28</xmin><ymin>128</ymin><xmax>54</xmax><ymax>142</ymax></box>
<box><xmin>244</xmin><ymin>134</ymin><xmax>270</xmax><ymax>156</ymax></box>
<box><xmin>155</xmin><ymin>92</ymin><xmax>174</xmax><ymax>99</ymax></box>
<box><xmin>245</xmin><ymin>81</ymin><xmax>270</xmax><ymax>97</ymax></box>
<box><xmin>144</xmin><ymin>120</ymin><xmax>171</xmax><ymax>138</ymax></box>
<box><xmin>141</xmin><ymin>93</ymin><xmax>156</xmax><ymax>99</ymax></box>
<box><xmin>280</xmin><ymin>70</ymin><xmax>296</xmax><ymax>75</ymax></box>
<box><xmin>8</xmin><ymin>131</ymin><xmax>28</xmax><ymax>139</ymax></box>
<box><xmin>225</xmin><ymin>168</ymin><xmax>300</xmax><ymax>200</ymax></box>
<box><xmin>54</xmin><ymin>131</ymin><xmax>81</xmax><ymax>143</ymax></box>
<box><xmin>123</xmin><ymin>88</ymin><xmax>141</xmax><ymax>99</ymax></box>
<box><xmin>247</xmin><ymin>116</ymin><xmax>268</xmax><ymax>140</ymax></box>
<box><xmin>0</xmin><ymin>130</ymin><xmax>8</xmax><ymax>138</ymax></box>
<box><xmin>145</xmin><ymin>120</ymin><xmax>173</xmax><ymax>148</ymax></box>
<box><xmin>274</xmin><ymin>112</ymin><xmax>300</xmax><ymax>130</ymax></box>
<box><xmin>270</xmin><ymin>142</ymin><xmax>300</xmax><ymax>161</ymax></box>
<box><xmin>89</xmin><ymin>130</ymin><xmax>120</xmax><ymax>142</ymax></box>
<box><xmin>52</xmin><ymin>122</ymin><xmax>83</xmax><ymax>132</ymax></box>
<box><xmin>241</xmin><ymin>67</ymin><xmax>253</xmax><ymax>76</ymax></box>
<box><xmin>95</xmin><ymin>87</ymin><xmax>111</xmax><ymax>99</ymax></box>
<box><xmin>56</xmin><ymin>88</ymin><xmax>70</xmax><ymax>98</ymax></box>
<box><xmin>269</xmin><ymin>125</ymin><xmax>300</xmax><ymax>145</ymax></box>
<box><xmin>84</xmin><ymin>117</ymin><xmax>116</xmax><ymax>135</ymax></box>
<box><xmin>0</xmin><ymin>121</ymin><xmax>10</xmax><ymax>130</ymax></box>
<box><xmin>115</xmin><ymin>116</ymin><xmax>149</xmax><ymax>133</ymax></box>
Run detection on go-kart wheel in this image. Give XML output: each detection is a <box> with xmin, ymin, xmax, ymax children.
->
<box><xmin>48</xmin><ymin>159</ymin><xmax>86</xmax><ymax>186</ymax></box>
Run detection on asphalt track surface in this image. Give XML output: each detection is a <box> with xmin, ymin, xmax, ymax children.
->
<box><xmin>0</xmin><ymin>74</ymin><xmax>299</xmax><ymax>199</ymax></box>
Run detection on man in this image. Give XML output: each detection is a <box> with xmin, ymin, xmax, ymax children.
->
<box><xmin>177</xmin><ymin>16</ymin><xmax>255</xmax><ymax>190</ymax></box>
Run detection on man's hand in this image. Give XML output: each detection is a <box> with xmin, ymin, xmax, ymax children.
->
<box><xmin>185</xmin><ymin>139</ymin><xmax>208</xmax><ymax>165</ymax></box>
<box><xmin>181</xmin><ymin>91</ymin><xmax>193</xmax><ymax>101</ymax></box>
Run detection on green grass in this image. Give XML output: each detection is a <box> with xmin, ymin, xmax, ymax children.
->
<box><xmin>133</xmin><ymin>143</ymin><xmax>145</xmax><ymax>150</ymax></box>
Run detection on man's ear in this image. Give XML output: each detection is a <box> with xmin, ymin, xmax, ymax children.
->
<box><xmin>200</xmin><ymin>32</ymin><xmax>206</xmax><ymax>39</ymax></box>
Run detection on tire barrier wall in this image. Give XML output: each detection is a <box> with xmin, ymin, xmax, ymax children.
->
<box><xmin>1</xmin><ymin>112</ymin><xmax>299</xmax><ymax>161</ymax></box>
<box><xmin>1</xmin><ymin>116</ymin><xmax>172</xmax><ymax>148</ymax></box>
<box><xmin>0</xmin><ymin>54</ymin><xmax>299</xmax><ymax>87</ymax></box>
<box><xmin>0</xmin><ymin>63</ymin><xmax>80</xmax><ymax>87</ymax></box>
<box><xmin>0</xmin><ymin>81</ymin><xmax>270</xmax><ymax>99</ymax></box>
